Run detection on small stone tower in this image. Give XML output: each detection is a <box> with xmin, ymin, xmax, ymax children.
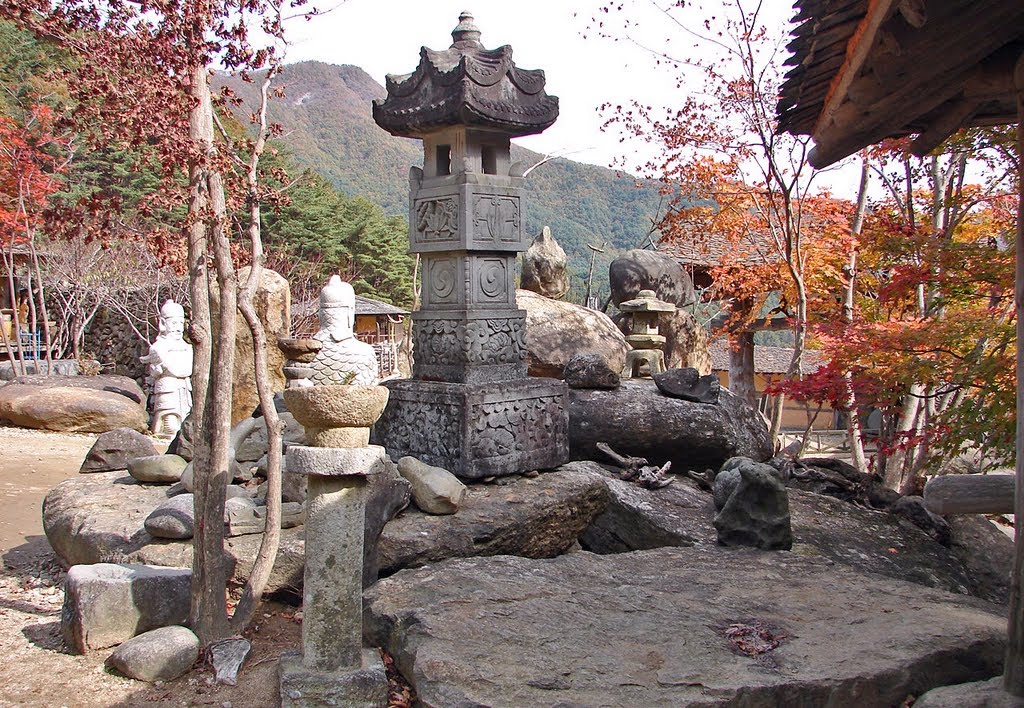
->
<box><xmin>371</xmin><ymin>12</ymin><xmax>569</xmax><ymax>479</ymax></box>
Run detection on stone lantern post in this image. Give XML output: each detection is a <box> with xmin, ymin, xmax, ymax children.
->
<box><xmin>619</xmin><ymin>289</ymin><xmax>676</xmax><ymax>378</ymax></box>
<box><xmin>371</xmin><ymin>12</ymin><xmax>569</xmax><ymax>479</ymax></box>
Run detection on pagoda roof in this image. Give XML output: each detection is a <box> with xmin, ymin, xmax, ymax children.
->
<box><xmin>372</xmin><ymin>13</ymin><xmax>559</xmax><ymax>138</ymax></box>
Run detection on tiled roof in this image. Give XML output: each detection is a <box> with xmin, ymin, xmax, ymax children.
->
<box><xmin>708</xmin><ymin>339</ymin><xmax>824</xmax><ymax>375</ymax></box>
<box><xmin>354</xmin><ymin>295</ymin><xmax>408</xmax><ymax>316</ymax></box>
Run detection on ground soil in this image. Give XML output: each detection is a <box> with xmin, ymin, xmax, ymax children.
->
<box><xmin>0</xmin><ymin>425</ymin><xmax>410</xmax><ymax>708</ymax></box>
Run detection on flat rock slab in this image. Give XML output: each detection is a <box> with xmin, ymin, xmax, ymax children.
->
<box><xmin>43</xmin><ymin>471</ymin><xmax>304</xmax><ymax>594</ymax></box>
<box><xmin>577</xmin><ymin>464</ymin><xmax>986</xmax><ymax>601</ymax></box>
<box><xmin>377</xmin><ymin>464</ymin><xmax>609</xmax><ymax>576</ymax></box>
<box><xmin>365</xmin><ymin>548</ymin><xmax>1005</xmax><ymax>707</ymax></box>
<box><xmin>0</xmin><ymin>383</ymin><xmax>147</xmax><ymax>433</ymax></box>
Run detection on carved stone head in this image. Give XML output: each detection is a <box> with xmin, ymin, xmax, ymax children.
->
<box><xmin>319</xmin><ymin>275</ymin><xmax>356</xmax><ymax>341</ymax></box>
<box><xmin>158</xmin><ymin>299</ymin><xmax>185</xmax><ymax>341</ymax></box>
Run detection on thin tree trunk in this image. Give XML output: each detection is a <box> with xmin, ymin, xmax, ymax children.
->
<box><xmin>842</xmin><ymin>158</ymin><xmax>870</xmax><ymax>474</ymax></box>
<box><xmin>230</xmin><ymin>66</ymin><xmax>283</xmax><ymax>631</ymax></box>
<box><xmin>883</xmin><ymin>385</ymin><xmax>923</xmax><ymax>491</ymax></box>
<box><xmin>27</xmin><ymin>240</ymin><xmax>54</xmax><ymax>373</ymax></box>
<box><xmin>728</xmin><ymin>330</ymin><xmax>756</xmax><ymax>406</ymax></box>
<box><xmin>188</xmin><ymin>62</ymin><xmax>230</xmax><ymax>645</ymax></box>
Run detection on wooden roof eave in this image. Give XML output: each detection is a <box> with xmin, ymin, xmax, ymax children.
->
<box><xmin>804</xmin><ymin>0</ymin><xmax>1024</xmax><ymax>167</ymax></box>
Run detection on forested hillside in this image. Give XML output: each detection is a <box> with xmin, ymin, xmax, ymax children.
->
<box><xmin>217</xmin><ymin>61</ymin><xmax>665</xmax><ymax>301</ymax></box>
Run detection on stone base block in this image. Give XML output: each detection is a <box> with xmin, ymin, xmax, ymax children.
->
<box><xmin>279</xmin><ymin>649</ymin><xmax>387</xmax><ymax>708</ymax></box>
<box><xmin>305</xmin><ymin>426</ymin><xmax>370</xmax><ymax>448</ymax></box>
<box><xmin>372</xmin><ymin>377</ymin><xmax>569</xmax><ymax>480</ymax></box>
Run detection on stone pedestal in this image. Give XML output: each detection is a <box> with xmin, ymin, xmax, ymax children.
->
<box><xmin>374</xmin><ymin>378</ymin><xmax>568</xmax><ymax>480</ymax></box>
<box><xmin>278</xmin><ymin>437</ymin><xmax>388</xmax><ymax>706</ymax></box>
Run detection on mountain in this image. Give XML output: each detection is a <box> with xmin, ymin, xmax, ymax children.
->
<box><xmin>216</xmin><ymin>61</ymin><xmax>664</xmax><ymax>301</ymax></box>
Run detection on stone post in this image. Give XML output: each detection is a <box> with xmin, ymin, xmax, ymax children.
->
<box><xmin>279</xmin><ymin>385</ymin><xmax>390</xmax><ymax>707</ymax></box>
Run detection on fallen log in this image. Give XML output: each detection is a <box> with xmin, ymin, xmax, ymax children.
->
<box><xmin>923</xmin><ymin>474</ymin><xmax>1014</xmax><ymax>515</ymax></box>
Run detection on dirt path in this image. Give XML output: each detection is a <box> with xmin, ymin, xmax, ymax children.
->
<box><xmin>0</xmin><ymin>427</ymin><xmax>96</xmax><ymax>558</ymax></box>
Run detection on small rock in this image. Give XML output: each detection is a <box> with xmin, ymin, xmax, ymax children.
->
<box><xmin>890</xmin><ymin>495</ymin><xmax>952</xmax><ymax>546</ymax></box>
<box><xmin>145</xmin><ymin>494</ymin><xmax>196</xmax><ymax>539</ymax></box>
<box><xmin>80</xmin><ymin>428</ymin><xmax>158</xmax><ymax>473</ymax></box>
<box><xmin>563</xmin><ymin>352</ymin><xmax>621</xmax><ymax>390</ymax></box>
<box><xmin>714</xmin><ymin>463</ymin><xmax>792</xmax><ymax>550</ymax></box>
<box><xmin>106</xmin><ymin>625</ymin><xmax>200</xmax><ymax>682</ymax></box>
<box><xmin>653</xmin><ymin>367</ymin><xmax>720</xmax><ymax>404</ymax></box>
<box><xmin>210</xmin><ymin>637</ymin><xmax>251</xmax><ymax>686</ymax></box>
<box><xmin>128</xmin><ymin>454</ymin><xmax>188</xmax><ymax>484</ymax></box>
<box><xmin>397</xmin><ymin>457</ymin><xmax>467</xmax><ymax>515</ymax></box>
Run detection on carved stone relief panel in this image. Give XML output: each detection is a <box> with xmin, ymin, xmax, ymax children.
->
<box><xmin>412</xmin><ymin>316</ymin><xmax>526</xmax><ymax>368</ymax></box>
<box><xmin>422</xmin><ymin>255</ymin><xmax>463</xmax><ymax>307</ymax></box>
<box><xmin>414</xmin><ymin>197</ymin><xmax>459</xmax><ymax>245</ymax></box>
<box><xmin>471</xmin><ymin>256</ymin><xmax>513</xmax><ymax>306</ymax></box>
<box><xmin>468</xmin><ymin>394</ymin><xmax>568</xmax><ymax>462</ymax></box>
<box><xmin>471</xmin><ymin>194</ymin><xmax>520</xmax><ymax>245</ymax></box>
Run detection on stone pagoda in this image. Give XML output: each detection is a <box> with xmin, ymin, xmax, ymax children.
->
<box><xmin>371</xmin><ymin>12</ymin><xmax>569</xmax><ymax>480</ymax></box>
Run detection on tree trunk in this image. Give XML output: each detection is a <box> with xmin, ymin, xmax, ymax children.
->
<box><xmin>843</xmin><ymin>158</ymin><xmax>871</xmax><ymax>474</ymax></box>
<box><xmin>728</xmin><ymin>330</ymin><xmax>756</xmax><ymax>407</ymax></box>
<box><xmin>188</xmin><ymin>63</ymin><xmax>230</xmax><ymax>645</ymax></box>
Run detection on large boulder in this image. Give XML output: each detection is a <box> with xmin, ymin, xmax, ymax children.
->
<box><xmin>365</xmin><ymin>548</ymin><xmax>1005</xmax><ymax>707</ymax></box>
<box><xmin>0</xmin><ymin>382</ymin><xmax>147</xmax><ymax>433</ymax></box>
<box><xmin>61</xmin><ymin>563</ymin><xmax>191</xmax><ymax>653</ymax></box>
<box><xmin>43</xmin><ymin>471</ymin><xmax>305</xmax><ymax>595</ymax></box>
<box><xmin>376</xmin><ymin>464</ymin><xmax>610</xmax><ymax>577</ymax></box>
<box><xmin>520</xmin><ymin>226</ymin><xmax>569</xmax><ymax>300</ymax></box>
<box><xmin>608</xmin><ymin>249</ymin><xmax>696</xmax><ymax>308</ymax></box>
<box><xmin>12</xmin><ymin>374</ymin><xmax>144</xmax><ymax>404</ymax></box>
<box><xmin>517</xmin><ymin>289</ymin><xmax>628</xmax><ymax>378</ymax></box>
<box><xmin>231</xmin><ymin>266</ymin><xmax>290</xmax><ymax>425</ymax></box>
<box><xmin>578</xmin><ymin>463</ymin><xmax>993</xmax><ymax>601</ymax></box>
<box><xmin>568</xmin><ymin>378</ymin><xmax>771</xmax><ymax>472</ymax></box>
<box><xmin>80</xmin><ymin>428</ymin><xmax>159</xmax><ymax>473</ymax></box>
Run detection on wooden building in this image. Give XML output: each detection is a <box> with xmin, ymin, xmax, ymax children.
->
<box><xmin>353</xmin><ymin>295</ymin><xmax>408</xmax><ymax>380</ymax></box>
<box><xmin>777</xmin><ymin>0</ymin><xmax>1024</xmax><ymax>692</ymax></box>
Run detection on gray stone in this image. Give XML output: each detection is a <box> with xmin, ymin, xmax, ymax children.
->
<box><xmin>13</xmin><ymin>373</ymin><xmax>145</xmax><ymax>404</ymax></box>
<box><xmin>80</xmin><ymin>428</ymin><xmax>159</xmax><ymax>473</ymax></box>
<box><xmin>397</xmin><ymin>456</ymin><xmax>467</xmax><ymax>514</ymax></box>
<box><xmin>714</xmin><ymin>463</ymin><xmax>793</xmax><ymax>550</ymax></box>
<box><xmin>377</xmin><ymin>464</ymin><xmax>609</xmax><ymax>576</ymax></box>
<box><xmin>61</xmin><ymin>563</ymin><xmax>191</xmax><ymax>653</ymax></box>
<box><xmin>0</xmin><ymin>382</ymin><xmax>147</xmax><ymax>433</ymax></box>
<box><xmin>365</xmin><ymin>548</ymin><xmax>1005</xmax><ymax>707</ymax></box>
<box><xmin>106</xmin><ymin>625</ymin><xmax>200</xmax><ymax>682</ymax></box>
<box><xmin>167</xmin><ymin>413</ymin><xmax>195</xmax><ymax>461</ymax></box>
<box><xmin>518</xmin><ymin>288</ymin><xmax>628</xmax><ymax>378</ymax></box>
<box><xmin>363</xmin><ymin>456</ymin><xmax>411</xmax><ymax>587</ymax></box>
<box><xmin>44</xmin><ymin>471</ymin><xmax>305</xmax><ymax>594</ymax></box>
<box><xmin>235</xmin><ymin>411</ymin><xmax>304</xmax><ymax>462</ymax></box>
<box><xmin>279</xmin><ymin>649</ymin><xmax>387</xmax><ymax>708</ymax></box>
<box><xmin>579</xmin><ymin>465</ymin><xmax>984</xmax><ymax>599</ymax></box>
<box><xmin>653</xmin><ymin>367</ymin><xmax>720</xmax><ymax>404</ymax></box>
<box><xmin>374</xmin><ymin>377</ymin><xmax>569</xmax><ymax>481</ymax></box>
<box><xmin>890</xmin><ymin>494</ymin><xmax>952</xmax><ymax>545</ymax></box>
<box><xmin>521</xmin><ymin>226</ymin><xmax>569</xmax><ymax>300</ymax></box>
<box><xmin>563</xmin><ymin>352</ymin><xmax>620</xmax><ymax>390</ymax></box>
<box><xmin>568</xmin><ymin>379</ymin><xmax>772</xmax><ymax>472</ymax></box>
<box><xmin>144</xmin><ymin>494</ymin><xmax>195</xmax><ymax>539</ymax></box>
<box><xmin>609</xmin><ymin>248</ymin><xmax>696</xmax><ymax>309</ymax></box>
<box><xmin>713</xmin><ymin>456</ymin><xmax>780</xmax><ymax>511</ymax></box>
<box><xmin>947</xmin><ymin>515</ymin><xmax>1014</xmax><ymax>605</ymax></box>
<box><xmin>210</xmin><ymin>637</ymin><xmax>251</xmax><ymax>686</ymax></box>
<box><xmin>128</xmin><ymin>454</ymin><xmax>188</xmax><ymax>484</ymax></box>
<box><xmin>225</xmin><ymin>501</ymin><xmax>305</xmax><ymax>537</ymax></box>
<box><xmin>287</xmin><ymin>445</ymin><xmax>386</xmax><ymax>478</ymax></box>
<box><xmin>915</xmin><ymin>677</ymin><xmax>1024</xmax><ymax>708</ymax></box>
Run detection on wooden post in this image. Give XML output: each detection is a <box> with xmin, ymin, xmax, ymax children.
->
<box><xmin>1004</xmin><ymin>51</ymin><xmax>1024</xmax><ymax>697</ymax></box>
<box><xmin>728</xmin><ymin>330</ymin><xmax>756</xmax><ymax>407</ymax></box>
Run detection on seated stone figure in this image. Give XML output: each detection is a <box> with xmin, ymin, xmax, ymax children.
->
<box><xmin>308</xmin><ymin>275</ymin><xmax>379</xmax><ymax>386</ymax></box>
<box><xmin>142</xmin><ymin>300</ymin><xmax>194</xmax><ymax>439</ymax></box>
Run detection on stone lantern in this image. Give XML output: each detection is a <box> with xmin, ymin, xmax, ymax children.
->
<box><xmin>371</xmin><ymin>12</ymin><xmax>569</xmax><ymax>479</ymax></box>
<box><xmin>619</xmin><ymin>289</ymin><xmax>676</xmax><ymax>378</ymax></box>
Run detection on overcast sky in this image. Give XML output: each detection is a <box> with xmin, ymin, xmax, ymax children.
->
<box><xmin>282</xmin><ymin>1</ymin><xmax>862</xmax><ymax>194</ymax></box>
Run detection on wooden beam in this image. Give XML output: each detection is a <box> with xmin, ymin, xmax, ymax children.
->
<box><xmin>922</xmin><ymin>474</ymin><xmax>1014</xmax><ymax>515</ymax></box>
<box><xmin>1003</xmin><ymin>49</ymin><xmax>1024</xmax><ymax>698</ymax></box>
<box><xmin>812</xmin><ymin>0</ymin><xmax>897</xmax><ymax>140</ymax></box>
<box><xmin>909</xmin><ymin>98</ymin><xmax>979</xmax><ymax>156</ymax></box>
<box><xmin>809</xmin><ymin>0</ymin><xmax>1024</xmax><ymax>167</ymax></box>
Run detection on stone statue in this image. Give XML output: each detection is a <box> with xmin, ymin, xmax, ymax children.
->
<box><xmin>308</xmin><ymin>275</ymin><xmax>379</xmax><ymax>386</ymax></box>
<box><xmin>143</xmin><ymin>300</ymin><xmax>193</xmax><ymax>439</ymax></box>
